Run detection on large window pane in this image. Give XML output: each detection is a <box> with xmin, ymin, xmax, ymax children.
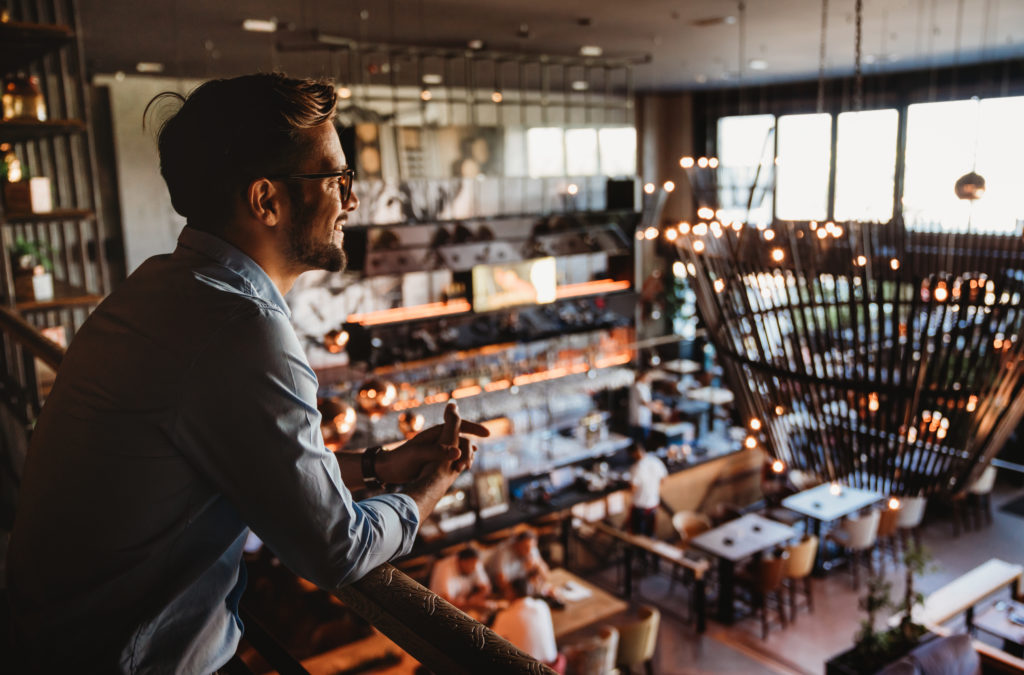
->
<box><xmin>526</xmin><ymin>127</ymin><xmax>565</xmax><ymax>177</ymax></box>
<box><xmin>776</xmin><ymin>113</ymin><xmax>831</xmax><ymax>221</ymax></box>
<box><xmin>598</xmin><ymin>127</ymin><xmax>637</xmax><ymax>177</ymax></box>
<box><xmin>565</xmin><ymin>128</ymin><xmax>599</xmax><ymax>175</ymax></box>
<box><xmin>904</xmin><ymin>97</ymin><xmax>1024</xmax><ymax>234</ymax></box>
<box><xmin>716</xmin><ymin>114</ymin><xmax>775</xmax><ymax>227</ymax></box>
<box><xmin>974</xmin><ymin>97</ymin><xmax>1024</xmax><ymax>234</ymax></box>
<box><xmin>834</xmin><ymin>109</ymin><xmax>898</xmax><ymax>222</ymax></box>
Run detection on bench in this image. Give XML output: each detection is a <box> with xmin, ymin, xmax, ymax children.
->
<box><xmin>587</xmin><ymin>520</ymin><xmax>710</xmax><ymax>632</ymax></box>
<box><xmin>889</xmin><ymin>558</ymin><xmax>1023</xmax><ymax>629</ymax></box>
<box><xmin>889</xmin><ymin>558</ymin><xmax>1024</xmax><ymax>673</ymax></box>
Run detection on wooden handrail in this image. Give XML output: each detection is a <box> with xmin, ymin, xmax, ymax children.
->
<box><xmin>0</xmin><ymin>305</ymin><xmax>64</xmax><ymax>369</ymax></box>
<box><xmin>337</xmin><ymin>564</ymin><xmax>556</xmax><ymax>674</ymax></box>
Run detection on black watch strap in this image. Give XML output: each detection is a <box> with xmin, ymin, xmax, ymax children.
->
<box><xmin>361</xmin><ymin>445</ymin><xmax>386</xmax><ymax>489</ymax></box>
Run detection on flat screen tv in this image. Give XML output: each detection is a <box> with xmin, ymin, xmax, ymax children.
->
<box><xmin>471</xmin><ymin>257</ymin><xmax>556</xmax><ymax>312</ymax></box>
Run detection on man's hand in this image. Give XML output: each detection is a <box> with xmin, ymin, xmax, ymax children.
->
<box><xmin>376</xmin><ymin>401</ymin><xmax>489</xmax><ymax>485</ymax></box>
<box><xmin>397</xmin><ymin>402</ymin><xmax>488</xmax><ymax>523</ymax></box>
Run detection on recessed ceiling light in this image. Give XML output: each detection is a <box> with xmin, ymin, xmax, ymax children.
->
<box><xmin>571</xmin><ymin>80</ymin><xmax>589</xmax><ymax>91</ymax></box>
<box><xmin>242</xmin><ymin>18</ymin><xmax>277</xmax><ymax>33</ymax></box>
<box><xmin>467</xmin><ymin>39</ymin><xmax>484</xmax><ymax>50</ymax></box>
<box><xmin>748</xmin><ymin>59</ymin><xmax>768</xmax><ymax>70</ymax></box>
<box><xmin>422</xmin><ymin>73</ymin><xmax>443</xmax><ymax>85</ymax></box>
<box><xmin>136</xmin><ymin>62</ymin><xmax>165</xmax><ymax>73</ymax></box>
<box><xmin>580</xmin><ymin>45</ymin><xmax>603</xmax><ymax>57</ymax></box>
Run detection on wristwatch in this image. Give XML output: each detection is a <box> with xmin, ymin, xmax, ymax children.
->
<box><xmin>361</xmin><ymin>445</ymin><xmax>387</xmax><ymax>489</ymax></box>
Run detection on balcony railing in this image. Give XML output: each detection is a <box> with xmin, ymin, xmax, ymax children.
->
<box><xmin>0</xmin><ymin>306</ymin><xmax>554</xmax><ymax>674</ymax></box>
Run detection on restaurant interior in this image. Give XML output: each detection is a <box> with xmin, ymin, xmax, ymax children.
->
<box><xmin>3</xmin><ymin>0</ymin><xmax>1024</xmax><ymax>673</ymax></box>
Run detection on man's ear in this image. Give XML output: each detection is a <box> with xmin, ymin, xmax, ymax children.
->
<box><xmin>246</xmin><ymin>178</ymin><xmax>282</xmax><ymax>227</ymax></box>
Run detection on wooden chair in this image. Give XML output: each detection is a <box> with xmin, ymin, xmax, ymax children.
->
<box><xmin>874</xmin><ymin>505</ymin><xmax>901</xmax><ymax>569</ymax></box>
<box><xmin>615</xmin><ymin>605</ymin><xmax>660</xmax><ymax>675</ymax></box>
<box><xmin>739</xmin><ymin>553</ymin><xmax>789</xmax><ymax>639</ymax></box>
<box><xmin>953</xmin><ymin>465</ymin><xmax>996</xmax><ymax>536</ymax></box>
<box><xmin>782</xmin><ymin>535</ymin><xmax>818</xmax><ymax>620</ymax></box>
<box><xmin>564</xmin><ymin>626</ymin><xmax>619</xmax><ymax>675</ymax></box>
<box><xmin>671</xmin><ymin>511</ymin><xmax>712</xmax><ymax>544</ymax></box>
<box><xmin>827</xmin><ymin>509</ymin><xmax>880</xmax><ymax>590</ymax></box>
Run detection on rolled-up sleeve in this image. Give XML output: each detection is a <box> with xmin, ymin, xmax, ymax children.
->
<box><xmin>173</xmin><ymin>301</ymin><xmax>418</xmax><ymax>588</ymax></box>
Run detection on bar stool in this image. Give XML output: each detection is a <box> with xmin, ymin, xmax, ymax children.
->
<box><xmin>874</xmin><ymin>505</ymin><xmax>901</xmax><ymax>569</ymax></box>
<box><xmin>739</xmin><ymin>553</ymin><xmax>790</xmax><ymax>639</ymax></box>
<box><xmin>968</xmin><ymin>465</ymin><xmax>997</xmax><ymax>529</ymax></box>
<box><xmin>782</xmin><ymin>535</ymin><xmax>818</xmax><ymax>619</ymax></box>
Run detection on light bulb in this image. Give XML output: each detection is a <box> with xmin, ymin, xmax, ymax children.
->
<box><xmin>750</xmin><ymin>418</ymin><xmax>762</xmax><ymax>430</ymax></box>
<box><xmin>772</xmin><ymin>460</ymin><xmax>785</xmax><ymax>473</ymax></box>
<box><xmin>771</xmin><ymin>248</ymin><xmax>784</xmax><ymax>262</ymax></box>
<box><xmin>890</xmin><ymin>258</ymin><xmax>900</xmax><ymax>270</ymax></box>
<box><xmin>693</xmin><ymin>240</ymin><xmax>705</xmax><ymax>253</ymax></box>
<box><xmin>764</xmin><ymin>229</ymin><xmax>775</xmax><ymax>241</ymax></box>
<box><xmin>663</xmin><ymin>180</ymin><xmax>675</xmax><ymax>193</ymax></box>
<box><xmin>680</xmin><ymin>156</ymin><xmax>695</xmax><ymax>168</ymax></box>
<box><xmin>643</xmin><ymin>183</ymin><xmax>656</xmax><ymax>195</ymax></box>
<box><xmin>420</xmin><ymin>88</ymin><xmax>432</xmax><ymax>101</ymax></box>
<box><xmin>697</xmin><ymin>157</ymin><xmax>709</xmax><ymax>168</ymax></box>
<box><xmin>745</xmin><ymin>435</ymin><xmax>757</xmax><ymax>449</ymax></box>
<box><xmin>491</xmin><ymin>91</ymin><xmax>503</xmax><ymax>103</ymax></box>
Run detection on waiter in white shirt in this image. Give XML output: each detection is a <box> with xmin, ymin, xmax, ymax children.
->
<box><xmin>628</xmin><ymin>443</ymin><xmax>668</xmax><ymax>537</ymax></box>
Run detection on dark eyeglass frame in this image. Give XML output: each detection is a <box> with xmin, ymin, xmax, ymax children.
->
<box><xmin>267</xmin><ymin>168</ymin><xmax>356</xmax><ymax>202</ymax></box>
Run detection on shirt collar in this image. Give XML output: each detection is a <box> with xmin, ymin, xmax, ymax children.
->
<box><xmin>176</xmin><ymin>225</ymin><xmax>291</xmax><ymax>317</ymax></box>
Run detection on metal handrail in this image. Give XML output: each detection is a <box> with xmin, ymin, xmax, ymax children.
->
<box><xmin>0</xmin><ymin>313</ymin><xmax>553</xmax><ymax>673</ymax></box>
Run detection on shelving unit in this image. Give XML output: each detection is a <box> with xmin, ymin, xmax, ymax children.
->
<box><xmin>0</xmin><ymin>2</ymin><xmax>110</xmax><ymax>337</ymax></box>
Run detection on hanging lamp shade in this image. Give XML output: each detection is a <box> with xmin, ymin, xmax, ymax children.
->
<box><xmin>672</xmin><ymin>214</ymin><xmax>1024</xmax><ymax>497</ymax></box>
<box><xmin>954</xmin><ymin>171</ymin><xmax>986</xmax><ymax>200</ymax></box>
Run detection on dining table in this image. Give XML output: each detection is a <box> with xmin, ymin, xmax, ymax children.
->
<box><xmin>689</xmin><ymin>513</ymin><xmax>799</xmax><ymax>624</ymax></box>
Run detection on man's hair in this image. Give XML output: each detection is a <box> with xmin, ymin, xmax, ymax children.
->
<box><xmin>514</xmin><ymin>529</ymin><xmax>536</xmax><ymax>544</ymax></box>
<box><xmin>457</xmin><ymin>546</ymin><xmax>480</xmax><ymax>561</ymax></box>
<box><xmin>509</xmin><ymin>577</ymin><xmax>532</xmax><ymax>599</ymax></box>
<box><xmin>146</xmin><ymin>73</ymin><xmax>337</xmax><ymax>226</ymax></box>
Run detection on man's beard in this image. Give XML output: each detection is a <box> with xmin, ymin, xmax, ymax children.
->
<box><xmin>287</xmin><ymin>191</ymin><xmax>347</xmax><ymax>273</ymax></box>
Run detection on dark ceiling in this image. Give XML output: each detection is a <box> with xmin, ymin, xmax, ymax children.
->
<box><xmin>78</xmin><ymin>0</ymin><xmax>1024</xmax><ymax>91</ymax></box>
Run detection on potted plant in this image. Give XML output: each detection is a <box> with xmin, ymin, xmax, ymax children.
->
<box><xmin>826</xmin><ymin>543</ymin><xmax>934</xmax><ymax>674</ymax></box>
<box><xmin>10</xmin><ymin>236</ymin><xmax>54</xmax><ymax>302</ymax></box>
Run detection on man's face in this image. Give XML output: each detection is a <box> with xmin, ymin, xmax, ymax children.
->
<box><xmin>514</xmin><ymin>538</ymin><xmax>534</xmax><ymax>558</ymax></box>
<box><xmin>283</xmin><ymin>122</ymin><xmax>359</xmax><ymax>273</ymax></box>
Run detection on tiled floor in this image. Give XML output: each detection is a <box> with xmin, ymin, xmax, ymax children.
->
<box><xmin>591</xmin><ymin>481</ymin><xmax>1024</xmax><ymax>674</ymax></box>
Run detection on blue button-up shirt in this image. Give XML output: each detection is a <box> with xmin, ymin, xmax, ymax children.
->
<box><xmin>8</xmin><ymin>226</ymin><xmax>419</xmax><ymax>673</ymax></box>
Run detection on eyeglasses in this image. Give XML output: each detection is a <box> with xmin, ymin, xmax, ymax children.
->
<box><xmin>267</xmin><ymin>168</ymin><xmax>356</xmax><ymax>202</ymax></box>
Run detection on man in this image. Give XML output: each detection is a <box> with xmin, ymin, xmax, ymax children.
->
<box><xmin>490</xmin><ymin>578</ymin><xmax>564</xmax><ymax>673</ymax></box>
<box><xmin>6</xmin><ymin>73</ymin><xmax>488</xmax><ymax>673</ymax></box>
<box><xmin>428</xmin><ymin>546</ymin><xmax>493</xmax><ymax>616</ymax></box>
<box><xmin>485</xmin><ymin>529</ymin><xmax>551</xmax><ymax>598</ymax></box>
<box><xmin>629</xmin><ymin>443</ymin><xmax>668</xmax><ymax>537</ymax></box>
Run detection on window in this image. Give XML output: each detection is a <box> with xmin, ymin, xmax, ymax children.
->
<box><xmin>776</xmin><ymin>113</ymin><xmax>832</xmax><ymax>221</ymax></box>
<box><xmin>716</xmin><ymin>114</ymin><xmax>775</xmax><ymax>227</ymax></box>
<box><xmin>526</xmin><ymin>127</ymin><xmax>565</xmax><ymax>177</ymax></box>
<box><xmin>565</xmin><ymin>128</ymin><xmax>599</xmax><ymax>175</ymax></box>
<box><xmin>834</xmin><ymin>109</ymin><xmax>898</xmax><ymax>222</ymax></box>
<box><xmin>598</xmin><ymin>127</ymin><xmax>637</xmax><ymax>177</ymax></box>
<box><xmin>904</xmin><ymin>97</ymin><xmax>1024</xmax><ymax>233</ymax></box>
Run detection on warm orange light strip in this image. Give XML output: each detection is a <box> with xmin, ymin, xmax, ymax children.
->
<box><xmin>452</xmin><ymin>385</ymin><xmax>483</xmax><ymax>399</ymax></box>
<box><xmin>593</xmin><ymin>353</ymin><xmax>632</xmax><ymax>369</ymax></box>
<box><xmin>484</xmin><ymin>379</ymin><xmax>512</xmax><ymax>392</ymax></box>
<box><xmin>347</xmin><ymin>280</ymin><xmax>627</xmax><ymax>325</ymax></box>
<box><xmin>347</xmin><ymin>299</ymin><xmax>472</xmax><ymax>326</ymax></box>
<box><xmin>555</xmin><ymin>279</ymin><xmax>631</xmax><ymax>300</ymax></box>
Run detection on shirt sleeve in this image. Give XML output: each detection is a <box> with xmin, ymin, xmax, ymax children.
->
<box><xmin>173</xmin><ymin>303</ymin><xmax>419</xmax><ymax>589</ymax></box>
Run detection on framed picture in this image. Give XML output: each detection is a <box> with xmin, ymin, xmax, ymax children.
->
<box><xmin>474</xmin><ymin>469</ymin><xmax>510</xmax><ymax>519</ymax></box>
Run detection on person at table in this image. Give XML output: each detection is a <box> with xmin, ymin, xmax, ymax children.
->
<box><xmin>429</xmin><ymin>546</ymin><xmax>494</xmax><ymax>617</ymax></box>
<box><xmin>486</xmin><ymin>529</ymin><xmax>552</xmax><ymax>597</ymax></box>
<box><xmin>491</xmin><ymin>578</ymin><xmax>566</xmax><ymax>674</ymax></box>
<box><xmin>628</xmin><ymin>368</ymin><xmax>670</xmax><ymax>443</ymax></box>
<box><xmin>629</xmin><ymin>443</ymin><xmax>668</xmax><ymax>538</ymax></box>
